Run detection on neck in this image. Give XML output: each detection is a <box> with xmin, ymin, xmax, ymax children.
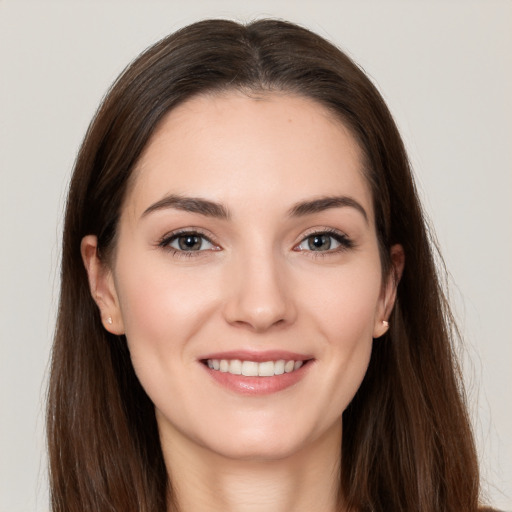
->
<box><xmin>162</xmin><ymin>422</ymin><xmax>343</xmax><ymax>512</ymax></box>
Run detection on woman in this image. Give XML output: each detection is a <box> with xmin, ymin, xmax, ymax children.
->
<box><xmin>47</xmin><ymin>19</ymin><xmax>491</xmax><ymax>512</ymax></box>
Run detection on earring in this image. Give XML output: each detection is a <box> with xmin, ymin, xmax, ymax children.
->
<box><xmin>107</xmin><ymin>317</ymin><xmax>113</xmax><ymax>325</ymax></box>
<box><xmin>382</xmin><ymin>320</ymin><xmax>389</xmax><ymax>328</ymax></box>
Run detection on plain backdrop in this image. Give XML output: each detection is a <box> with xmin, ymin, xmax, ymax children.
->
<box><xmin>0</xmin><ymin>1</ymin><xmax>510</xmax><ymax>511</ymax></box>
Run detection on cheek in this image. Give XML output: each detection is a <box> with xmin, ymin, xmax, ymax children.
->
<box><xmin>305</xmin><ymin>259</ymin><xmax>382</xmax><ymax>340</ymax></box>
<box><xmin>113</xmin><ymin>253</ymin><xmax>221</xmax><ymax>366</ymax></box>
<box><xmin>112</xmin><ymin>254</ymin><xmax>225</xmax><ymax>430</ymax></box>
<box><xmin>301</xmin><ymin>260</ymin><xmax>381</xmax><ymax>408</ymax></box>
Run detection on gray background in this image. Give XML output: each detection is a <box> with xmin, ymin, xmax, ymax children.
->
<box><xmin>1</xmin><ymin>1</ymin><xmax>510</xmax><ymax>510</ymax></box>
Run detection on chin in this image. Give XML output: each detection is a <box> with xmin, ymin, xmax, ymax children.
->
<box><xmin>198</xmin><ymin>416</ymin><xmax>339</xmax><ymax>463</ymax></box>
<box><xmin>207</xmin><ymin>435</ymin><xmax>306</xmax><ymax>462</ymax></box>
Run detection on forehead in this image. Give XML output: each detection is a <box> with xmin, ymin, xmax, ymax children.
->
<box><xmin>125</xmin><ymin>91</ymin><xmax>373</xmax><ymax>222</ymax></box>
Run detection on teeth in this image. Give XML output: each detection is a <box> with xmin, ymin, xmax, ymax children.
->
<box><xmin>258</xmin><ymin>361</ymin><xmax>274</xmax><ymax>377</ymax></box>
<box><xmin>206</xmin><ymin>358</ymin><xmax>305</xmax><ymax>377</ymax></box>
<box><xmin>274</xmin><ymin>360</ymin><xmax>285</xmax><ymax>375</ymax></box>
<box><xmin>229</xmin><ymin>359</ymin><xmax>242</xmax><ymax>375</ymax></box>
<box><xmin>284</xmin><ymin>360</ymin><xmax>295</xmax><ymax>373</ymax></box>
<box><xmin>242</xmin><ymin>361</ymin><xmax>259</xmax><ymax>376</ymax></box>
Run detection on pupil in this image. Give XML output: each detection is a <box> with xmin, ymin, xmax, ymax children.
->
<box><xmin>309</xmin><ymin>235</ymin><xmax>331</xmax><ymax>251</ymax></box>
<box><xmin>179</xmin><ymin>235</ymin><xmax>201</xmax><ymax>251</ymax></box>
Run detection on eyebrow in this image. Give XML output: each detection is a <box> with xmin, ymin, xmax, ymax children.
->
<box><xmin>287</xmin><ymin>196</ymin><xmax>369</xmax><ymax>223</ymax></box>
<box><xmin>141</xmin><ymin>194</ymin><xmax>230</xmax><ymax>220</ymax></box>
<box><xmin>141</xmin><ymin>194</ymin><xmax>368</xmax><ymax>223</ymax></box>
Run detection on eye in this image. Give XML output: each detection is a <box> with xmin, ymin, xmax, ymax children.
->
<box><xmin>160</xmin><ymin>231</ymin><xmax>216</xmax><ymax>252</ymax></box>
<box><xmin>295</xmin><ymin>231</ymin><xmax>353</xmax><ymax>252</ymax></box>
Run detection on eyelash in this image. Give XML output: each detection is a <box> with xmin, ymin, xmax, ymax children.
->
<box><xmin>157</xmin><ymin>229</ymin><xmax>219</xmax><ymax>259</ymax></box>
<box><xmin>157</xmin><ymin>228</ymin><xmax>354</xmax><ymax>258</ymax></box>
<box><xmin>294</xmin><ymin>228</ymin><xmax>354</xmax><ymax>257</ymax></box>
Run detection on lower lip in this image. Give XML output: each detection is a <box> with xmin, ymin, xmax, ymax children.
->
<box><xmin>201</xmin><ymin>361</ymin><xmax>312</xmax><ymax>395</ymax></box>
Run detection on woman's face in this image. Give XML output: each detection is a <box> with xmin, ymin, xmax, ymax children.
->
<box><xmin>89</xmin><ymin>92</ymin><xmax>398</xmax><ymax>461</ymax></box>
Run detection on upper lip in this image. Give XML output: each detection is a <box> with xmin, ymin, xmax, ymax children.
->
<box><xmin>200</xmin><ymin>350</ymin><xmax>313</xmax><ymax>362</ymax></box>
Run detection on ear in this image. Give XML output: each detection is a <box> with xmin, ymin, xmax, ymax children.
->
<box><xmin>81</xmin><ymin>235</ymin><xmax>125</xmax><ymax>335</ymax></box>
<box><xmin>373</xmin><ymin>244</ymin><xmax>405</xmax><ymax>338</ymax></box>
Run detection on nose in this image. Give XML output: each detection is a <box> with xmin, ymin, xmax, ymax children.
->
<box><xmin>222</xmin><ymin>250</ymin><xmax>296</xmax><ymax>333</ymax></box>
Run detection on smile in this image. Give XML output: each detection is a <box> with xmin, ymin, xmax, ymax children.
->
<box><xmin>201</xmin><ymin>351</ymin><xmax>313</xmax><ymax>395</ymax></box>
<box><xmin>206</xmin><ymin>359</ymin><xmax>303</xmax><ymax>377</ymax></box>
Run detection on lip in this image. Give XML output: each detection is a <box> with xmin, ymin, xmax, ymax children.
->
<box><xmin>200</xmin><ymin>349</ymin><xmax>313</xmax><ymax>362</ymax></box>
<box><xmin>199</xmin><ymin>350</ymin><xmax>314</xmax><ymax>395</ymax></box>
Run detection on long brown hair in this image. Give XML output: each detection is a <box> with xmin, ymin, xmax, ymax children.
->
<box><xmin>48</xmin><ymin>19</ymin><xmax>483</xmax><ymax>512</ymax></box>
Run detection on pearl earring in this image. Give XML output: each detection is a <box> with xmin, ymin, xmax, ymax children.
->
<box><xmin>107</xmin><ymin>317</ymin><xmax>113</xmax><ymax>325</ymax></box>
<box><xmin>382</xmin><ymin>320</ymin><xmax>389</xmax><ymax>328</ymax></box>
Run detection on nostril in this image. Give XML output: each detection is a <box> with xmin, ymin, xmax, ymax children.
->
<box><xmin>222</xmin><ymin>268</ymin><xmax>296</xmax><ymax>332</ymax></box>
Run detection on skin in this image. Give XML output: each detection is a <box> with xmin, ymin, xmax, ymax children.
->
<box><xmin>82</xmin><ymin>92</ymin><xmax>404</xmax><ymax>512</ymax></box>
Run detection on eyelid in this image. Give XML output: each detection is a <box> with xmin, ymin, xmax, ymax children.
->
<box><xmin>156</xmin><ymin>226</ymin><xmax>353</xmax><ymax>256</ymax></box>
<box><xmin>157</xmin><ymin>228</ymin><xmax>221</xmax><ymax>252</ymax></box>
<box><xmin>293</xmin><ymin>227</ymin><xmax>354</xmax><ymax>252</ymax></box>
